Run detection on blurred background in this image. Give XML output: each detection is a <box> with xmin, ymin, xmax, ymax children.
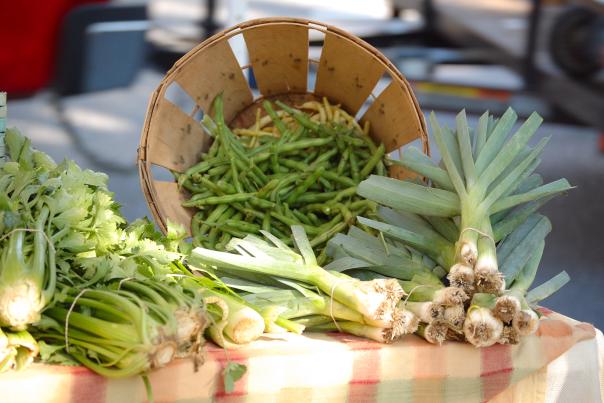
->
<box><xmin>1</xmin><ymin>0</ymin><xmax>603</xmax><ymax>327</ymax></box>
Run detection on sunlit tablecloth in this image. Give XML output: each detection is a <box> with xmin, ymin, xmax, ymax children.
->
<box><xmin>1</xmin><ymin>309</ymin><xmax>601</xmax><ymax>403</ymax></box>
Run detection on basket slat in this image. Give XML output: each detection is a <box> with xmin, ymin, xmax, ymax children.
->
<box><xmin>174</xmin><ymin>40</ymin><xmax>253</xmax><ymax>122</ymax></box>
<box><xmin>152</xmin><ymin>181</ymin><xmax>194</xmax><ymax>235</ymax></box>
<box><xmin>147</xmin><ymin>97</ymin><xmax>210</xmax><ymax>172</ymax></box>
<box><xmin>243</xmin><ymin>24</ymin><xmax>309</xmax><ymax>96</ymax></box>
<box><xmin>361</xmin><ymin>81</ymin><xmax>424</xmax><ymax>152</ymax></box>
<box><xmin>361</xmin><ymin>81</ymin><xmax>426</xmax><ymax>180</ymax></box>
<box><xmin>314</xmin><ymin>31</ymin><xmax>385</xmax><ymax>115</ymax></box>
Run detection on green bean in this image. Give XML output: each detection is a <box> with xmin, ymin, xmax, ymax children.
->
<box><xmin>180</xmin><ymin>157</ymin><xmax>221</xmax><ymax>183</ymax></box>
<box><xmin>349</xmin><ymin>148</ymin><xmax>360</xmax><ymax>183</ymax></box>
<box><xmin>263</xmin><ymin>101</ymin><xmax>289</xmax><ymax>137</ymax></box>
<box><xmin>291</xmin><ymin>209</ymin><xmax>312</xmax><ymax>225</ymax></box>
<box><xmin>220</xmin><ymin>226</ymin><xmax>248</xmax><ymax>239</ymax></box>
<box><xmin>262</xmin><ymin>214</ymin><xmax>271</xmax><ymax>232</ymax></box>
<box><xmin>256</xmin><ymin>179</ymin><xmax>280</xmax><ymax>199</ymax></box>
<box><xmin>233</xmin><ymin>205</ymin><xmax>265</xmax><ymax>220</ymax></box>
<box><xmin>270</xmin><ymin>174</ymin><xmax>302</xmax><ymax>202</ymax></box>
<box><xmin>311</xmin><ymin>219</ymin><xmax>347</xmax><ymax>247</ymax></box>
<box><xmin>336</xmin><ymin>147</ymin><xmax>350</xmax><ymax>176</ymax></box>
<box><xmin>360</xmin><ymin>143</ymin><xmax>385</xmax><ymax>178</ymax></box>
<box><xmin>186</xmin><ymin>193</ymin><xmax>255</xmax><ymax>207</ymax></box>
<box><xmin>222</xmin><ymin>219</ymin><xmax>261</xmax><ymax>233</ymax></box>
<box><xmin>198</xmin><ymin>204</ymin><xmax>230</xmax><ymax>235</ymax></box>
<box><xmin>307</xmin><ymin>212</ymin><xmax>321</xmax><ymax>226</ymax></box>
<box><xmin>190</xmin><ymin>211</ymin><xmax>205</xmax><ymax>237</ymax></box>
<box><xmin>207</xmin><ymin>164</ymin><xmax>229</xmax><ymax>178</ymax></box>
<box><xmin>248</xmin><ymin>197</ymin><xmax>276</xmax><ymax>210</ymax></box>
<box><xmin>339</xmin><ymin>136</ymin><xmax>365</xmax><ymax>148</ymax></box>
<box><xmin>302</xmin><ymin>150</ymin><xmax>319</xmax><ymax>164</ymax></box>
<box><xmin>311</xmin><ymin>148</ymin><xmax>338</xmax><ymax>167</ymax></box>
<box><xmin>216</xmin><ymin>232</ymin><xmax>232</xmax><ymax>250</ymax></box>
<box><xmin>356</xmin><ymin>149</ymin><xmax>372</xmax><ymax>161</ymax></box>
<box><xmin>322</xmin><ymin>171</ymin><xmax>355</xmax><ymax>187</ymax></box>
<box><xmin>286</xmin><ymin>166</ymin><xmax>325</xmax><ymax>205</ymax></box>
<box><xmin>318</xmin><ymin>177</ymin><xmax>334</xmax><ymax>191</ymax></box>
<box><xmin>207</xmin><ymin>207</ymin><xmax>237</xmax><ymax>248</ymax></box>
<box><xmin>377</xmin><ymin>161</ymin><xmax>387</xmax><ymax>176</ymax></box>
<box><xmin>187</xmin><ymin>191</ymin><xmax>214</xmax><ymax>202</ymax></box>
<box><xmin>216</xmin><ymin>180</ymin><xmax>237</xmax><ymax>195</ymax></box>
<box><xmin>332</xmin><ymin>203</ymin><xmax>353</xmax><ymax>224</ymax></box>
<box><xmin>275</xmin><ymin>101</ymin><xmax>337</xmax><ymax>137</ymax></box>
<box><xmin>301</xmin><ymin>203</ymin><xmax>334</xmax><ymax>215</ymax></box>
<box><xmin>269</xmin><ymin>212</ymin><xmax>320</xmax><ymax>235</ymax></box>
<box><xmin>207</xmin><ymin>137</ymin><xmax>221</xmax><ymax>158</ymax></box>
<box><xmin>294</xmin><ymin>186</ymin><xmax>356</xmax><ymax>205</ymax></box>
<box><xmin>276</xmin><ymin>185</ymin><xmax>295</xmax><ymax>201</ymax></box>
<box><xmin>198</xmin><ymin>177</ymin><xmax>227</xmax><ymax>195</ymax></box>
<box><xmin>230</xmin><ymin>156</ymin><xmax>243</xmax><ymax>193</ymax></box>
<box><xmin>269</xmin><ymin>225</ymin><xmax>292</xmax><ymax>245</ymax></box>
<box><xmin>316</xmin><ymin>248</ymin><xmax>328</xmax><ymax>266</ymax></box>
<box><xmin>239</xmin><ymin>172</ymin><xmax>255</xmax><ymax>193</ymax></box>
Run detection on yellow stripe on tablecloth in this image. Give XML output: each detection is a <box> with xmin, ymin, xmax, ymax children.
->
<box><xmin>0</xmin><ymin>364</ymin><xmax>78</xmax><ymax>403</ymax></box>
<box><xmin>442</xmin><ymin>341</ymin><xmax>482</xmax><ymax>403</ymax></box>
<box><xmin>196</xmin><ymin>332</ymin><xmax>350</xmax><ymax>402</ymax></box>
<box><xmin>104</xmin><ymin>359</ymin><xmax>219</xmax><ymax>403</ymax></box>
<box><xmin>374</xmin><ymin>335</ymin><xmax>417</xmax><ymax>401</ymax></box>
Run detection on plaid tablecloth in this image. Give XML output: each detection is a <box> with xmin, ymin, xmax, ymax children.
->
<box><xmin>1</xmin><ymin>310</ymin><xmax>601</xmax><ymax>403</ymax></box>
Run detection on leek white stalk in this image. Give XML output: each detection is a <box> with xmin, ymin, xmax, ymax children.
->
<box><xmin>463</xmin><ymin>294</ymin><xmax>503</xmax><ymax>347</ymax></box>
<box><xmin>203</xmin><ymin>290</ymin><xmax>264</xmax><ymax>345</ymax></box>
<box><xmin>400</xmin><ymin>280</ymin><xmax>468</xmax><ymax>306</ymax></box>
<box><xmin>417</xmin><ymin>320</ymin><xmax>448</xmax><ymax>345</ymax></box>
<box><xmin>402</xmin><ymin>301</ymin><xmax>444</xmax><ymax>323</ymax></box>
<box><xmin>447</xmin><ymin>263</ymin><xmax>475</xmax><ymax>295</ymax></box>
<box><xmin>394</xmin><ymin>309</ymin><xmax>420</xmax><ymax>336</ymax></box>
<box><xmin>498</xmin><ymin>325</ymin><xmax>520</xmax><ymax>345</ymax></box>
<box><xmin>512</xmin><ymin>309</ymin><xmax>539</xmax><ymax>336</ymax></box>
<box><xmin>189</xmin><ymin>227</ymin><xmax>404</xmax><ymax>323</ymax></box>
<box><xmin>443</xmin><ymin>304</ymin><xmax>466</xmax><ymax>331</ymax></box>
<box><xmin>311</xmin><ymin>321</ymin><xmax>396</xmax><ymax>343</ymax></box>
<box><xmin>495</xmin><ymin>240</ymin><xmax>545</xmax><ymax>323</ymax></box>
<box><xmin>446</xmin><ymin>327</ymin><xmax>465</xmax><ymax>342</ymax></box>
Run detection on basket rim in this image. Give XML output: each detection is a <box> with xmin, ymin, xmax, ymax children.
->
<box><xmin>137</xmin><ymin>16</ymin><xmax>430</xmax><ymax>233</ymax></box>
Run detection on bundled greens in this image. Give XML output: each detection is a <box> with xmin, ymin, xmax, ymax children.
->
<box><xmin>178</xmin><ymin>95</ymin><xmax>387</xmax><ymax>262</ymax></box>
<box><xmin>0</xmin><ymin>115</ymin><xmax>248</xmax><ymax>393</ymax></box>
<box><xmin>188</xmin><ymin>226</ymin><xmax>419</xmax><ymax>343</ymax></box>
<box><xmin>327</xmin><ymin>108</ymin><xmax>572</xmax><ymax>347</ymax></box>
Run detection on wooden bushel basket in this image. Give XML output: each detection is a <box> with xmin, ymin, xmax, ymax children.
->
<box><xmin>138</xmin><ymin>17</ymin><xmax>429</xmax><ymax>234</ymax></box>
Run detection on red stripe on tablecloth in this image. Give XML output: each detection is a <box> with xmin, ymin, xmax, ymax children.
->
<box><xmin>537</xmin><ymin>307</ymin><xmax>553</xmax><ymax>316</ymax></box>
<box><xmin>208</xmin><ymin>348</ymin><xmax>250</xmax><ymax>401</ymax></box>
<box><xmin>69</xmin><ymin>366</ymin><xmax>107</xmax><ymax>403</ymax></box>
<box><xmin>480</xmin><ymin>344</ymin><xmax>512</xmax><ymax>402</ymax></box>
<box><xmin>327</xmin><ymin>332</ymin><xmax>382</xmax><ymax>403</ymax></box>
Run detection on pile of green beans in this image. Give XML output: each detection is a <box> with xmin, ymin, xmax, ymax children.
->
<box><xmin>176</xmin><ymin>95</ymin><xmax>388</xmax><ymax>264</ymax></box>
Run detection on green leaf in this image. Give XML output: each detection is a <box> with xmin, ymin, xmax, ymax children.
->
<box><xmin>391</xmin><ymin>147</ymin><xmax>454</xmax><ymax>191</ymax></box>
<box><xmin>475</xmin><ymin>108</ymin><xmax>517</xmax><ymax>174</ymax></box>
<box><xmin>490</xmin><ymin>179</ymin><xmax>573</xmax><ymax>214</ymax></box>
<box><xmin>499</xmin><ymin>215</ymin><xmax>551</xmax><ymax>285</ymax></box>
<box><xmin>223</xmin><ymin>362</ymin><xmax>247</xmax><ymax>393</ymax></box>
<box><xmin>456</xmin><ymin>110</ymin><xmax>477</xmax><ymax>185</ymax></box>
<box><xmin>526</xmin><ymin>271</ymin><xmax>570</xmax><ymax>305</ymax></box>
<box><xmin>473</xmin><ymin>111</ymin><xmax>489</xmax><ymax>159</ymax></box>
<box><xmin>357</xmin><ymin>175</ymin><xmax>460</xmax><ymax>217</ymax></box>
<box><xmin>476</xmin><ymin>112</ymin><xmax>543</xmax><ymax>191</ymax></box>
<box><xmin>37</xmin><ymin>341</ymin><xmax>79</xmax><ymax>366</ymax></box>
<box><xmin>430</xmin><ymin>113</ymin><xmax>466</xmax><ymax>195</ymax></box>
